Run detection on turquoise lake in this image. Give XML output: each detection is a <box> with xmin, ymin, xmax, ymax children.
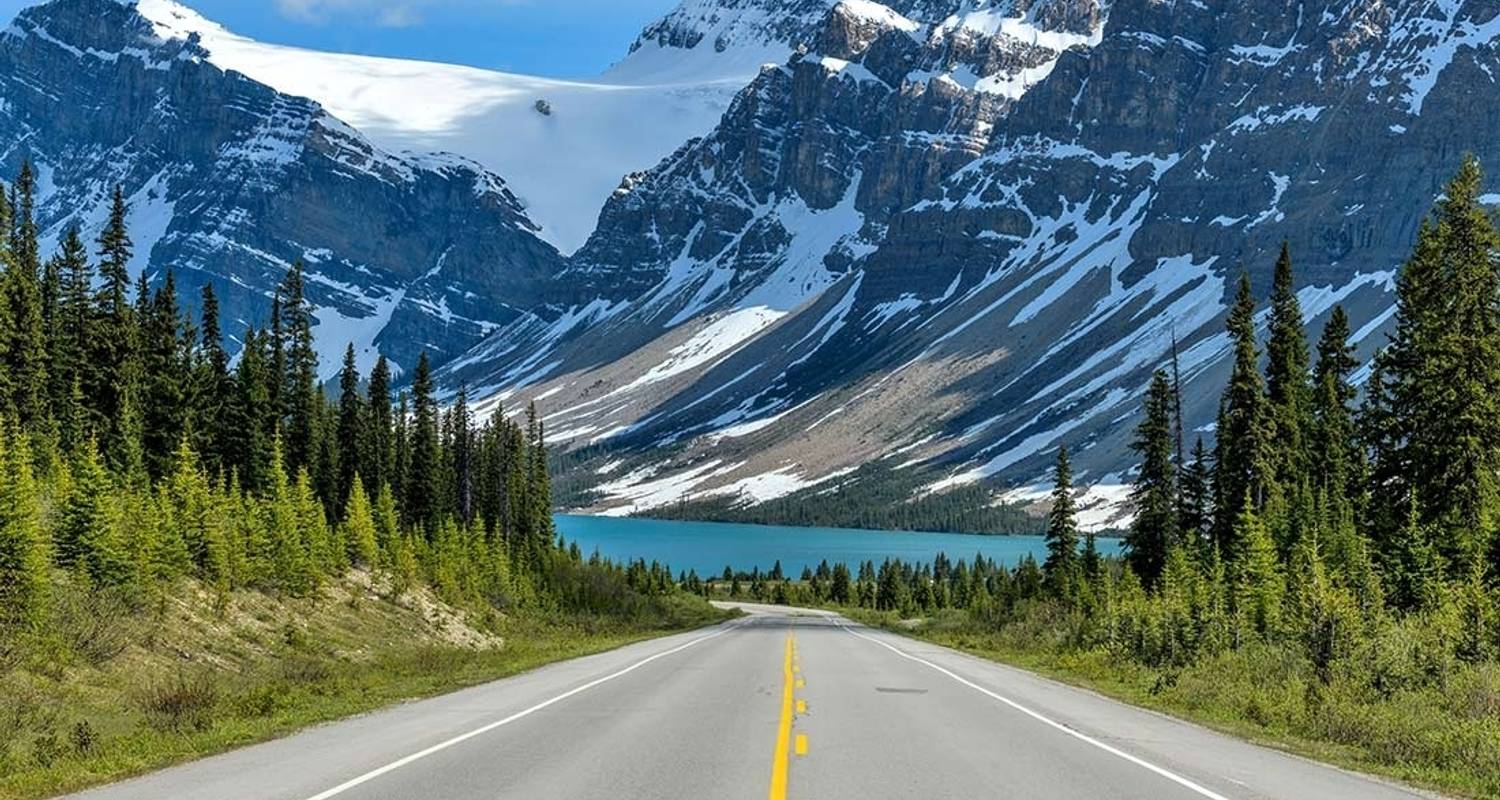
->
<box><xmin>553</xmin><ymin>515</ymin><xmax>1123</xmax><ymax>576</ymax></box>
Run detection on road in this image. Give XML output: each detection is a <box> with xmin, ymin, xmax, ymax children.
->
<box><xmin>68</xmin><ymin>603</ymin><xmax>1435</xmax><ymax>800</ymax></box>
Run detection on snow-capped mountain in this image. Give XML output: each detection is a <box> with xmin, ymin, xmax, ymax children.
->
<box><xmin>0</xmin><ymin>0</ymin><xmax>567</xmax><ymax>376</ymax></box>
<box><xmin>128</xmin><ymin>0</ymin><xmax>778</xmax><ymax>254</ymax></box>
<box><xmin>7</xmin><ymin>0</ymin><xmax>1499</xmax><ymax>525</ymax></box>
<box><xmin>436</xmin><ymin>0</ymin><xmax>1500</xmax><ymax>524</ymax></box>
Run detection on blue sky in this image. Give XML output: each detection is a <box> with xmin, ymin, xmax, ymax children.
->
<box><xmin>2</xmin><ymin>0</ymin><xmax>680</xmax><ymax>77</ymax></box>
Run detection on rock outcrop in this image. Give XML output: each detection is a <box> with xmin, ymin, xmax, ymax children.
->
<box><xmin>0</xmin><ymin>0</ymin><xmax>567</xmax><ymax>375</ymax></box>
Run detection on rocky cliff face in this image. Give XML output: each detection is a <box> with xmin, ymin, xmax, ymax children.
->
<box><xmin>7</xmin><ymin>0</ymin><xmax>1494</xmax><ymax>524</ymax></box>
<box><xmin>439</xmin><ymin>0</ymin><xmax>1500</xmax><ymax>524</ymax></box>
<box><xmin>0</xmin><ymin>0</ymin><xmax>567</xmax><ymax>375</ymax></box>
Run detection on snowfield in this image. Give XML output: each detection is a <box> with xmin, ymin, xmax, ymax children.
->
<box><xmin>132</xmin><ymin>0</ymin><xmax>766</xmax><ymax>255</ymax></box>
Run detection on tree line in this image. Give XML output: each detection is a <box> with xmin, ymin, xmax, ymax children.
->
<box><xmin>695</xmin><ymin>157</ymin><xmax>1500</xmax><ymax>679</ymax></box>
<box><xmin>0</xmin><ymin>160</ymin><xmax>630</xmax><ymax>643</ymax></box>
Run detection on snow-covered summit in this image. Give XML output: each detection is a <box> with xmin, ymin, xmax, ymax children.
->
<box><xmin>122</xmin><ymin>0</ymin><xmax>772</xmax><ymax>254</ymax></box>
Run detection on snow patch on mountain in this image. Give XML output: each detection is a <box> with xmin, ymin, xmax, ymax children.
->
<box><xmin>128</xmin><ymin>0</ymin><xmax>756</xmax><ymax>254</ymax></box>
<box><xmin>622</xmin><ymin>306</ymin><xmax>788</xmax><ymax>391</ymax></box>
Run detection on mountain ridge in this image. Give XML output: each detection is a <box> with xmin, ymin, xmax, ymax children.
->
<box><xmin>7</xmin><ymin>0</ymin><xmax>1500</xmax><ymax>528</ymax></box>
<box><xmin>435</xmin><ymin>0</ymin><xmax>1497</xmax><ymax>528</ymax></box>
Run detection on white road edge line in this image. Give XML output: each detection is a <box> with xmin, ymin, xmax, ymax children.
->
<box><xmin>837</xmin><ymin>621</ymin><xmax>1233</xmax><ymax>800</ymax></box>
<box><xmin>302</xmin><ymin>620</ymin><xmax>746</xmax><ymax>800</ymax></box>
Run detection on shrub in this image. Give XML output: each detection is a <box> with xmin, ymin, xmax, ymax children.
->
<box><xmin>137</xmin><ymin>670</ymin><xmax>219</xmax><ymax>732</ymax></box>
<box><xmin>51</xmin><ymin>583</ymin><xmax>138</xmax><ymax>665</ymax></box>
<box><xmin>69</xmin><ymin>719</ymin><xmax>98</xmax><ymax>756</ymax></box>
<box><xmin>31</xmin><ymin>730</ymin><xmax>62</xmax><ymax>768</ymax></box>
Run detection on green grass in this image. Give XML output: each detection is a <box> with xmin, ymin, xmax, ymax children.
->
<box><xmin>844</xmin><ymin>608</ymin><xmax>1500</xmax><ymax>800</ymax></box>
<box><xmin>0</xmin><ymin>581</ymin><xmax>730</xmax><ymax>800</ymax></box>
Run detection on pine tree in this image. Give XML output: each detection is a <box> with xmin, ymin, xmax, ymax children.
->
<box><xmin>62</xmin><ymin>439</ymin><xmax>130</xmax><ymax>588</ymax></box>
<box><xmin>230</xmin><ymin>327</ymin><xmax>275</xmax><ymax>492</ymax></box>
<box><xmin>407</xmin><ymin>353</ymin><xmax>440</xmax><ymax>532</ymax></box>
<box><xmin>0</xmin><ymin>422</ymin><xmax>48</xmax><ymax>630</ymax></box>
<box><xmin>1082</xmin><ymin>529</ymin><xmax>1102</xmax><ymax>585</ymax></box>
<box><xmin>0</xmin><ymin>191</ymin><xmax>11</xmax><ymax>421</ymax></box>
<box><xmin>337</xmin><ymin>345</ymin><xmax>363</xmax><ymax>508</ymax></box>
<box><xmin>1177</xmin><ymin>437</ymin><xmax>1212</xmax><ymax>551</ymax></box>
<box><xmin>372</xmin><ymin>481</ymin><xmax>401</xmax><ymax>567</ymax></box>
<box><xmin>1387</xmin><ymin>493</ymin><xmax>1442</xmax><ymax>612</ymax></box>
<box><xmin>140</xmin><ymin>272</ymin><xmax>190</xmax><ymax>479</ymax></box>
<box><xmin>279</xmin><ymin>264</ymin><xmax>319</xmax><ymax>474</ymax></box>
<box><xmin>93</xmin><ymin>188</ymin><xmax>141</xmax><ymax>473</ymax></box>
<box><xmin>166</xmin><ymin>438</ymin><xmax>226</xmax><ymax>586</ymax></box>
<box><xmin>8</xmin><ymin>162</ymin><xmax>39</xmax><ymax>278</ymax></box>
<box><xmin>40</xmin><ymin>246</ymin><xmax>65</xmax><ymax>429</ymax></box>
<box><xmin>1374</xmin><ymin>157</ymin><xmax>1500</xmax><ymax>574</ymax></box>
<box><xmin>1127</xmin><ymin>370</ymin><xmax>1177</xmax><ymax>586</ymax></box>
<box><xmin>52</xmin><ymin>227</ymin><xmax>92</xmax><ymax>448</ymax></box>
<box><xmin>526</xmin><ymin>403</ymin><xmax>555</xmax><ymax>559</ymax></box>
<box><xmin>1230</xmin><ymin>493</ymin><xmax>1282</xmax><ymax>640</ymax></box>
<box><xmin>451</xmin><ymin>385</ymin><xmax>474</xmax><ymax>523</ymax></box>
<box><xmin>196</xmin><ymin>284</ymin><xmax>232</xmax><ymax>474</ymax></box>
<box><xmin>1312</xmin><ymin>305</ymin><xmax>1360</xmax><ymax>504</ymax></box>
<box><xmin>1043</xmin><ymin>445</ymin><xmax>1080</xmax><ymax>599</ymax></box>
<box><xmin>2</xmin><ymin>161</ymin><xmax>48</xmax><ymax>425</ymax></box>
<box><xmin>364</xmin><ymin>356</ymin><xmax>394</xmax><ymax>493</ymax></box>
<box><xmin>342</xmin><ymin>476</ymin><xmax>379</xmax><ymax>569</ymax></box>
<box><xmin>313</xmin><ymin>386</ymin><xmax>339</xmax><ymax>515</ymax></box>
<box><xmin>393</xmin><ymin>391</ymin><xmax>411</xmax><ymax>511</ymax></box>
<box><xmin>264</xmin><ymin>438</ymin><xmax>314</xmax><ymax>595</ymax></box>
<box><xmin>1216</xmin><ymin>271</ymin><xmax>1274</xmax><ymax>549</ymax></box>
<box><xmin>1265</xmin><ymin>243</ymin><xmax>1312</xmax><ymax>491</ymax></box>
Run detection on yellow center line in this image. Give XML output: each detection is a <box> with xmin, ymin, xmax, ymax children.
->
<box><xmin>768</xmin><ymin>630</ymin><xmax>795</xmax><ymax>800</ymax></box>
<box><xmin>795</xmin><ymin>734</ymin><xmax>809</xmax><ymax>756</ymax></box>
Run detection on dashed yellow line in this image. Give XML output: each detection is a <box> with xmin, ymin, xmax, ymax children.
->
<box><xmin>795</xmin><ymin>699</ymin><xmax>806</xmax><ymax>714</ymax></box>
<box><xmin>768</xmin><ymin>632</ymin><xmax>795</xmax><ymax>800</ymax></box>
<box><xmin>795</xmin><ymin>734</ymin><xmax>809</xmax><ymax>756</ymax></box>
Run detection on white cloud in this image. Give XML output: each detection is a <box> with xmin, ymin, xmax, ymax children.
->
<box><xmin>376</xmin><ymin>6</ymin><xmax>423</xmax><ymax>27</ymax></box>
<box><xmin>274</xmin><ymin>0</ymin><xmax>435</xmax><ymax>26</ymax></box>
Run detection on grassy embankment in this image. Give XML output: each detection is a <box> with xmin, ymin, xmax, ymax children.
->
<box><xmin>0</xmin><ymin>574</ymin><xmax>729</xmax><ymax>800</ymax></box>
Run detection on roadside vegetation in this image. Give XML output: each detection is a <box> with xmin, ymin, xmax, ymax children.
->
<box><xmin>0</xmin><ymin>165</ymin><xmax>727</xmax><ymax>799</ymax></box>
<box><xmin>685</xmin><ymin>160</ymin><xmax>1500</xmax><ymax>799</ymax></box>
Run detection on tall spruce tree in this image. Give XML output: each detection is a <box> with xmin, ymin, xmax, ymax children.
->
<box><xmin>93</xmin><ymin>187</ymin><xmax>140</xmax><ymax>472</ymax></box>
<box><xmin>407</xmin><ymin>354</ymin><xmax>440</xmax><ymax>532</ymax></box>
<box><xmin>278</xmin><ymin>265</ymin><xmax>319</xmax><ymax>474</ymax></box>
<box><xmin>1216</xmin><ymin>271</ymin><xmax>1273</xmax><ymax>550</ymax></box>
<box><xmin>1312</xmin><ymin>305</ymin><xmax>1361</xmax><ymax>508</ymax></box>
<box><xmin>53</xmin><ymin>227</ymin><xmax>92</xmax><ymax>448</ymax></box>
<box><xmin>364</xmin><ymin>356</ymin><xmax>394</xmax><ymax>493</ymax></box>
<box><xmin>140</xmin><ymin>272</ymin><xmax>192</xmax><ymax>479</ymax></box>
<box><xmin>1265</xmin><ymin>244</ymin><xmax>1312</xmax><ymax>490</ymax></box>
<box><xmin>230</xmin><ymin>327</ymin><xmax>274</xmax><ymax>492</ymax></box>
<box><xmin>1178</xmin><ymin>437</ymin><xmax>1213</xmax><ymax>551</ymax></box>
<box><xmin>195</xmin><ymin>284</ymin><xmax>233</xmax><ymax>474</ymax></box>
<box><xmin>1128</xmin><ymin>370</ymin><xmax>1177</xmax><ymax>585</ymax></box>
<box><xmin>1043</xmin><ymin>445</ymin><xmax>1080</xmax><ymax>598</ymax></box>
<box><xmin>1374</xmin><ymin>157</ymin><xmax>1500</xmax><ymax>575</ymax></box>
<box><xmin>2</xmin><ymin>161</ymin><xmax>48</xmax><ymax>425</ymax></box>
<box><xmin>337</xmin><ymin>345</ymin><xmax>363</xmax><ymax>508</ymax></box>
<box><xmin>451</xmin><ymin>385</ymin><xmax>474</xmax><ymax>524</ymax></box>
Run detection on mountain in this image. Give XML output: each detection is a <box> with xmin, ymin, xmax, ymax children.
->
<box><xmin>0</xmin><ymin>0</ymin><xmax>569</xmax><ymax>376</ymax></box>
<box><xmin>437</xmin><ymin>0</ymin><xmax>1500</xmax><ymax>526</ymax></box>
<box><xmin>128</xmin><ymin>0</ymin><xmax>782</xmax><ymax>255</ymax></box>
<box><xmin>7</xmin><ymin>0</ymin><xmax>1498</xmax><ymax>527</ymax></box>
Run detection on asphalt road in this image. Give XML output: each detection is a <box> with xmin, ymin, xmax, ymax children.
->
<box><xmin>68</xmin><ymin>603</ymin><xmax>1435</xmax><ymax>800</ymax></box>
